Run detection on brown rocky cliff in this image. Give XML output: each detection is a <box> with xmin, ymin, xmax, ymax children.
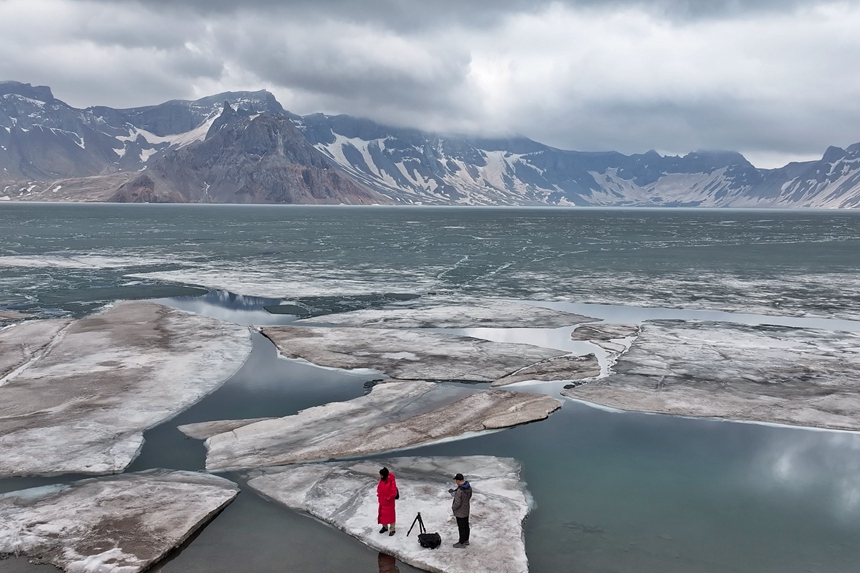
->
<box><xmin>118</xmin><ymin>111</ymin><xmax>389</xmax><ymax>204</ymax></box>
<box><xmin>108</xmin><ymin>174</ymin><xmax>186</xmax><ymax>203</ymax></box>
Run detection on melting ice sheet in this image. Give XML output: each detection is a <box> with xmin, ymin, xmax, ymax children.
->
<box><xmin>0</xmin><ymin>301</ymin><xmax>252</xmax><ymax>477</ymax></box>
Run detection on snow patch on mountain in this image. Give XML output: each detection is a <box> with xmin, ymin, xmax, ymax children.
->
<box><xmin>118</xmin><ymin>115</ymin><xmax>217</xmax><ymax>149</ymax></box>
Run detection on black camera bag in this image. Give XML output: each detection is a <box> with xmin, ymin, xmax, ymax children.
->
<box><xmin>418</xmin><ymin>532</ymin><xmax>442</xmax><ymax>549</ymax></box>
<box><xmin>407</xmin><ymin>512</ymin><xmax>441</xmax><ymax>549</ymax></box>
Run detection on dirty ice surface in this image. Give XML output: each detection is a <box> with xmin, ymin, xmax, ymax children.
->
<box><xmin>297</xmin><ymin>299</ymin><xmax>595</xmax><ymax>329</ymax></box>
<box><xmin>185</xmin><ymin>381</ymin><xmax>560</xmax><ymax>471</ymax></box>
<box><xmin>0</xmin><ymin>319</ymin><xmax>71</xmax><ymax>388</ymax></box>
<box><xmin>0</xmin><ymin>469</ymin><xmax>239</xmax><ymax>573</ymax></box>
<box><xmin>246</xmin><ymin>456</ymin><xmax>531</xmax><ymax>573</ymax></box>
<box><xmin>260</xmin><ymin>325</ymin><xmax>599</xmax><ymax>386</ymax></box>
<box><xmin>0</xmin><ymin>310</ymin><xmax>31</xmax><ymax>323</ymax></box>
<box><xmin>0</xmin><ymin>301</ymin><xmax>252</xmax><ymax>477</ymax></box>
<box><xmin>564</xmin><ymin>320</ymin><xmax>860</xmax><ymax>431</ymax></box>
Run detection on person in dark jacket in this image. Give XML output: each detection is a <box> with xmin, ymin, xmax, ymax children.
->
<box><xmin>377</xmin><ymin>467</ymin><xmax>398</xmax><ymax>536</ymax></box>
<box><xmin>449</xmin><ymin>472</ymin><xmax>472</xmax><ymax>548</ymax></box>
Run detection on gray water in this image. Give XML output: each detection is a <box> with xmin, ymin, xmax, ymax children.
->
<box><xmin>2</xmin><ymin>204</ymin><xmax>860</xmax><ymax>573</ymax></box>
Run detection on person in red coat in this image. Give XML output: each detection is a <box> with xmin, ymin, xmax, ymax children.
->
<box><xmin>377</xmin><ymin>467</ymin><xmax>398</xmax><ymax>536</ymax></box>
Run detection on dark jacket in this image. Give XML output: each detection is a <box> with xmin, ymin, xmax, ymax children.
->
<box><xmin>452</xmin><ymin>481</ymin><xmax>472</xmax><ymax>518</ymax></box>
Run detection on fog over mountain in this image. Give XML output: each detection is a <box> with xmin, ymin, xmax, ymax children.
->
<box><xmin>2</xmin><ymin>81</ymin><xmax>859</xmax><ymax>208</ymax></box>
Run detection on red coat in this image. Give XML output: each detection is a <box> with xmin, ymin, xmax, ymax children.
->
<box><xmin>376</xmin><ymin>473</ymin><xmax>397</xmax><ymax>524</ymax></box>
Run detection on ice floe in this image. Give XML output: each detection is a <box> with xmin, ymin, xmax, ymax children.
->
<box><xmin>0</xmin><ymin>470</ymin><xmax>239</xmax><ymax>573</ymax></box>
<box><xmin>245</xmin><ymin>456</ymin><xmax>531</xmax><ymax>573</ymax></box>
<box><xmin>261</xmin><ymin>325</ymin><xmax>598</xmax><ymax>386</ymax></box>
<box><xmin>0</xmin><ymin>301</ymin><xmax>252</xmax><ymax>477</ymax></box>
<box><xmin>184</xmin><ymin>381</ymin><xmax>560</xmax><ymax>471</ymax></box>
<box><xmin>562</xmin><ymin>320</ymin><xmax>860</xmax><ymax>431</ymax></box>
<box><xmin>299</xmin><ymin>300</ymin><xmax>595</xmax><ymax>328</ymax></box>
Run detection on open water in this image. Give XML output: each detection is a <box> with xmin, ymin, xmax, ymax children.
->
<box><xmin>2</xmin><ymin>203</ymin><xmax>860</xmax><ymax>573</ymax></box>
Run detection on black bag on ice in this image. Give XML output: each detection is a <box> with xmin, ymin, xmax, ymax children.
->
<box><xmin>407</xmin><ymin>512</ymin><xmax>441</xmax><ymax>549</ymax></box>
<box><xmin>418</xmin><ymin>532</ymin><xmax>442</xmax><ymax>549</ymax></box>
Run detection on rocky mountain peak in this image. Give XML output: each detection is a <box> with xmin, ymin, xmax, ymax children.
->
<box><xmin>0</xmin><ymin>81</ymin><xmax>54</xmax><ymax>103</ymax></box>
<box><xmin>206</xmin><ymin>101</ymin><xmax>242</xmax><ymax>139</ymax></box>
<box><xmin>821</xmin><ymin>145</ymin><xmax>847</xmax><ymax>164</ymax></box>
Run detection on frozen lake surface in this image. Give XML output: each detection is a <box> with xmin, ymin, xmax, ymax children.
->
<box><xmin>1</xmin><ymin>204</ymin><xmax>860</xmax><ymax>572</ymax></box>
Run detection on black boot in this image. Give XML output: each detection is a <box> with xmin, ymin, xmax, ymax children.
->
<box><xmin>379</xmin><ymin>526</ymin><xmax>388</xmax><ymax>534</ymax></box>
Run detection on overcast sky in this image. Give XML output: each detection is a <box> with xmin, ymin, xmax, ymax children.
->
<box><xmin>2</xmin><ymin>0</ymin><xmax>859</xmax><ymax>167</ymax></box>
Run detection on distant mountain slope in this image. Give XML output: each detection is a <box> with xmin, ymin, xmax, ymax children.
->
<box><xmin>2</xmin><ymin>80</ymin><xmax>859</xmax><ymax>208</ymax></box>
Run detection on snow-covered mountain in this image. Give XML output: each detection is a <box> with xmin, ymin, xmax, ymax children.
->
<box><xmin>0</xmin><ymin>81</ymin><xmax>284</xmax><ymax>181</ymax></box>
<box><xmin>2</xmin><ymin>80</ymin><xmax>860</xmax><ymax>208</ymax></box>
<box><xmin>109</xmin><ymin>103</ymin><xmax>383</xmax><ymax>204</ymax></box>
<box><xmin>297</xmin><ymin>113</ymin><xmax>860</xmax><ymax>208</ymax></box>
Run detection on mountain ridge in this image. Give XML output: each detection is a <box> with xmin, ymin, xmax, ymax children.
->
<box><xmin>2</xmin><ymin>80</ymin><xmax>859</xmax><ymax>208</ymax></box>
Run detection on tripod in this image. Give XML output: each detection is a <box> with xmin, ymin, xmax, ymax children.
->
<box><xmin>406</xmin><ymin>512</ymin><xmax>426</xmax><ymax>536</ymax></box>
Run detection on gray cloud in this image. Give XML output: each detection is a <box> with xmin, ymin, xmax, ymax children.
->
<box><xmin>2</xmin><ymin>0</ymin><xmax>860</xmax><ymax>167</ymax></box>
<box><xmin>68</xmin><ymin>0</ymin><xmax>832</xmax><ymax>25</ymax></box>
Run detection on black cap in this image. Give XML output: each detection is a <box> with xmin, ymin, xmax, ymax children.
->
<box><xmin>380</xmin><ymin>467</ymin><xmax>389</xmax><ymax>479</ymax></box>
<box><xmin>454</xmin><ymin>473</ymin><xmax>464</xmax><ymax>481</ymax></box>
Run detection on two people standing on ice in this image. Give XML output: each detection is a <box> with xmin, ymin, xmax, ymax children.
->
<box><xmin>377</xmin><ymin>467</ymin><xmax>473</xmax><ymax>549</ymax></box>
<box><xmin>377</xmin><ymin>467</ymin><xmax>398</xmax><ymax>535</ymax></box>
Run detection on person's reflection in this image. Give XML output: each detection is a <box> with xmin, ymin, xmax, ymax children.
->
<box><xmin>377</xmin><ymin>552</ymin><xmax>399</xmax><ymax>573</ymax></box>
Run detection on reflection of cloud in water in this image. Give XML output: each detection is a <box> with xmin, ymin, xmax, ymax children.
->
<box><xmin>152</xmin><ymin>290</ymin><xmax>298</xmax><ymax>326</ymax></box>
<box><xmin>756</xmin><ymin>430</ymin><xmax>860</xmax><ymax>518</ymax></box>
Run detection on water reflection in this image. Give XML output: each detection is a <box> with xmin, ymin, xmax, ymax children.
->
<box><xmin>152</xmin><ymin>290</ymin><xmax>298</xmax><ymax>326</ymax></box>
<box><xmin>377</xmin><ymin>552</ymin><xmax>399</xmax><ymax>573</ymax></box>
<box><xmin>404</xmin><ymin>401</ymin><xmax>860</xmax><ymax>573</ymax></box>
<box><xmin>750</xmin><ymin>428</ymin><xmax>860</xmax><ymax>520</ymax></box>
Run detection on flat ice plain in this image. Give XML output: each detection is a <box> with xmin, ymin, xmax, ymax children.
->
<box><xmin>0</xmin><ymin>301</ymin><xmax>252</xmax><ymax>477</ymax></box>
<box><xmin>564</xmin><ymin>320</ymin><xmax>860</xmax><ymax>431</ymax></box>
<box><xmin>246</xmin><ymin>456</ymin><xmax>531</xmax><ymax>573</ymax></box>
<box><xmin>0</xmin><ymin>470</ymin><xmax>239</xmax><ymax>573</ymax></box>
<box><xmin>182</xmin><ymin>381</ymin><xmax>561</xmax><ymax>471</ymax></box>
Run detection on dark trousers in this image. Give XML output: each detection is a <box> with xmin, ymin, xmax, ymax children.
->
<box><xmin>456</xmin><ymin>516</ymin><xmax>470</xmax><ymax>543</ymax></box>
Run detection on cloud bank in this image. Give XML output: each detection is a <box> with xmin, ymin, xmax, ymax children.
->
<box><xmin>2</xmin><ymin>0</ymin><xmax>859</xmax><ymax>167</ymax></box>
